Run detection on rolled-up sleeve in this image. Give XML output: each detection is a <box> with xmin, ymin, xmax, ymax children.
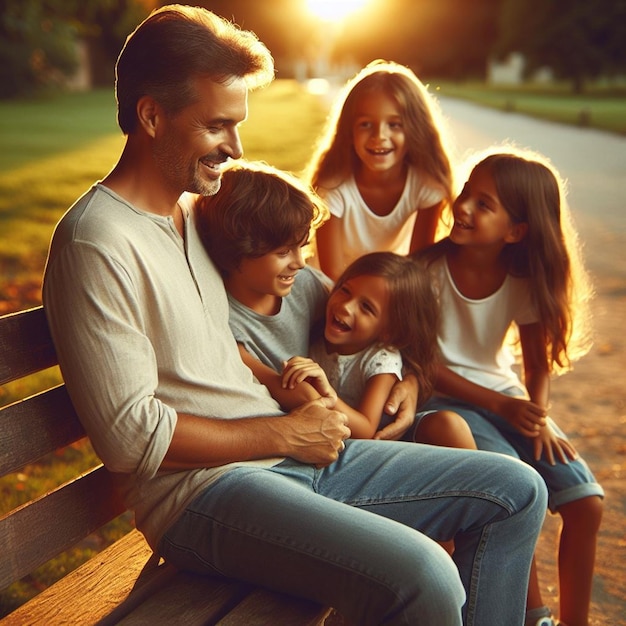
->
<box><xmin>44</xmin><ymin>240</ymin><xmax>176</xmax><ymax>478</ymax></box>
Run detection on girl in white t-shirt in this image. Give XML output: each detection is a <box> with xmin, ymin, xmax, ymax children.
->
<box><xmin>414</xmin><ymin>148</ymin><xmax>603</xmax><ymax>626</ymax></box>
<box><xmin>305</xmin><ymin>60</ymin><xmax>454</xmax><ymax>281</ymax></box>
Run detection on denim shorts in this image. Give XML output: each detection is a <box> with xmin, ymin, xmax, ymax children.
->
<box><xmin>417</xmin><ymin>391</ymin><xmax>604</xmax><ymax>513</ymax></box>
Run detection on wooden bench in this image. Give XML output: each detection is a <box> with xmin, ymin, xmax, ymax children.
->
<box><xmin>0</xmin><ymin>306</ymin><xmax>332</xmax><ymax>625</ymax></box>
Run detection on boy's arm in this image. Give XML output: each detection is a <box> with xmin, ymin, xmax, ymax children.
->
<box><xmin>237</xmin><ymin>344</ymin><xmax>325</xmax><ymax>410</ymax></box>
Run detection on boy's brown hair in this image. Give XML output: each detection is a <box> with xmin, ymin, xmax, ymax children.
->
<box><xmin>196</xmin><ymin>161</ymin><xmax>328</xmax><ymax>276</ymax></box>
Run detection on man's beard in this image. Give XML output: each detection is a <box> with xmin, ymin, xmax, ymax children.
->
<box><xmin>191</xmin><ymin>170</ymin><xmax>222</xmax><ymax>197</ymax></box>
<box><xmin>152</xmin><ymin>135</ymin><xmax>227</xmax><ymax>197</ymax></box>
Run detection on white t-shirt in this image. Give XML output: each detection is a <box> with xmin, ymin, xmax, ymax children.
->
<box><xmin>312</xmin><ymin>167</ymin><xmax>444</xmax><ymax>271</ymax></box>
<box><xmin>431</xmin><ymin>256</ymin><xmax>539</xmax><ymax>393</ymax></box>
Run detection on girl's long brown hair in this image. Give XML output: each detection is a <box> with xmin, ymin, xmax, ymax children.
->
<box><xmin>421</xmin><ymin>148</ymin><xmax>593</xmax><ymax>373</ymax></box>
<box><xmin>331</xmin><ymin>251</ymin><xmax>439</xmax><ymax>404</ymax></box>
<box><xmin>304</xmin><ymin>60</ymin><xmax>454</xmax><ymax>222</ymax></box>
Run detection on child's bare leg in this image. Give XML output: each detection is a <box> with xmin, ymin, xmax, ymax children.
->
<box><xmin>556</xmin><ymin>495</ymin><xmax>603</xmax><ymax>626</ymax></box>
<box><xmin>525</xmin><ymin>556</ymin><xmax>549</xmax><ymax>620</ymax></box>
<box><xmin>414</xmin><ymin>410</ymin><xmax>477</xmax><ymax>449</ymax></box>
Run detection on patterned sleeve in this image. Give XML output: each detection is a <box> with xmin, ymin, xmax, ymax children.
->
<box><xmin>362</xmin><ymin>346</ymin><xmax>404</xmax><ymax>381</ymax></box>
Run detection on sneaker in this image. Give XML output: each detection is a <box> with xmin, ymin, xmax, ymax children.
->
<box><xmin>525</xmin><ymin>607</ymin><xmax>555</xmax><ymax>626</ymax></box>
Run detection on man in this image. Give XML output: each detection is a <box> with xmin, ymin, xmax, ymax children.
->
<box><xmin>43</xmin><ymin>6</ymin><xmax>547</xmax><ymax>624</ymax></box>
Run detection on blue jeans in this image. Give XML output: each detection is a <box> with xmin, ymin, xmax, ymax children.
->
<box><xmin>159</xmin><ymin>439</ymin><xmax>547</xmax><ymax>625</ymax></box>
<box><xmin>421</xmin><ymin>393</ymin><xmax>604</xmax><ymax>512</ymax></box>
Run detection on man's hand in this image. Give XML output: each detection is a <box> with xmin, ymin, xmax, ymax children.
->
<box><xmin>278</xmin><ymin>396</ymin><xmax>350</xmax><ymax>466</ymax></box>
<box><xmin>374</xmin><ymin>374</ymin><xmax>418</xmax><ymax>440</ymax></box>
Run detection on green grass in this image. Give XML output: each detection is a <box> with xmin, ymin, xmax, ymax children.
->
<box><xmin>431</xmin><ymin>80</ymin><xmax>626</xmax><ymax>135</ymax></box>
<box><xmin>0</xmin><ymin>90</ymin><xmax>120</xmax><ymax>171</ymax></box>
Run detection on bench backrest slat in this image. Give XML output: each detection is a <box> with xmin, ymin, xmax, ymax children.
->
<box><xmin>0</xmin><ymin>307</ymin><xmax>57</xmax><ymax>385</ymax></box>
<box><xmin>0</xmin><ymin>465</ymin><xmax>125</xmax><ymax>589</ymax></box>
<box><xmin>0</xmin><ymin>306</ymin><xmax>128</xmax><ymax>592</ymax></box>
<box><xmin>0</xmin><ymin>385</ymin><xmax>85</xmax><ymax>476</ymax></box>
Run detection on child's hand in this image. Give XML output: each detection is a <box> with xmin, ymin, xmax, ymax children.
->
<box><xmin>532</xmin><ymin>422</ymin><xmax>579</xmax><ymax>465</ymax></box>
<box><xmin>497</xmin><ymin>396</ymin><xmax>547</xmax><ymax>437</ymax></box>
<box><xmin>282</xmin><ymin>357</ymin><xmax>338</xmax><ymax>404</ymax></box>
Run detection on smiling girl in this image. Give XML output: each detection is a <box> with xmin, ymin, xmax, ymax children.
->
<box><xmin>305</xmin><ymin>60</ymin><xmax>454</xmax><ymax>281</ymax></box>
<box><xmin>283</xmin><ymin>251</ymin><xmax>475</xmax><ymax>445</ymax></box>
<box><xmin>414</xmin><ymin>148</ymin><xmax>604</xmax><ymax>626</ymax></box>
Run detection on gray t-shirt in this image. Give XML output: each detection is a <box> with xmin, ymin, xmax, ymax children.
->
<box><xmin>228</xmin><ymin>265</ymin><xmax>331</xmax><ymax>370</ymax></box>
<box><xmin>43</xmin><ymin>185</ymin><xmax>283</xmax><ymax>549</ymax></box>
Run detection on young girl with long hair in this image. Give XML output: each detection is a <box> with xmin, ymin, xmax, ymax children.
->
<box><xmin>283</xmin><ymin>251</ymin><xmax>475</xmax><ymax>445</ymax></box>
<box><xmin>414</xmin><ymin>148</ymin><xmax>604</xmax><ymax>626</ymax></box>
<box><xmin>305</xmin><ymin>60</ymin><xmax>454</xmax><ymax>281</ymax></box>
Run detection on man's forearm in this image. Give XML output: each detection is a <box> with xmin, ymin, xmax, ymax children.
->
<box><xmin>161</xmin><ymin>412</ymin><xmax>287</xmax><ymax>470</ymax></box>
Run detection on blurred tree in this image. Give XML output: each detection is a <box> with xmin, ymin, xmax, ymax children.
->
<box><xmin>0</xmin><ymin>0</ymin><xmax>154</xmax><ymax>99</ymax></box>
<box><xmin>494</xmin><ymin>0</ymin><xmax>626</xmax><ymax>92</ymax></box>
<box><xmin>195</xmin><ymin>0</ymin><xmax>315</xmax><ymax>77</ymax></box>
<box><xmin>0</xmin><ymin>0</ymin><xmax>78</xmax><ymax>98</ymax></box>
<box><xmin>54</xmin><ymin>0</ymin><xmax>155</xmax><ymax>86</ymax></box>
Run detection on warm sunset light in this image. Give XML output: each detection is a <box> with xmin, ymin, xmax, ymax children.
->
<box><xmin>305</xmin><ymin>0</ymin><xmax>370</xmax><ymax>23</ymax></box>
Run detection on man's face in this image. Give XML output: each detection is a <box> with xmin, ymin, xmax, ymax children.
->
<box><xmin>152</xmin><ymin>77</ymin><xmax>248</xmax><ymax>197</ymax></box>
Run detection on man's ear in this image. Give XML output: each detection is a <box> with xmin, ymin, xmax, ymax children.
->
<box><xmin>136</xmin><ymin>95</ymin><xmax>160</xmax><ymax>138</ymax></box>
<box><xmin>505</xmin><ymin>221</ymin><xmax>528</xmax><ymax>244</ymax></box>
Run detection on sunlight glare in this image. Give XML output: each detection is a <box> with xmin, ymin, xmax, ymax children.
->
<box><xmin>305</xmin><ymin>0</ymin><xmax>369</xmax><ymax>23</ymax></box>
<box><xmin>305</xmin><ymin>78</ymin><xmax>331</xmax><ymax>96</ymax></box>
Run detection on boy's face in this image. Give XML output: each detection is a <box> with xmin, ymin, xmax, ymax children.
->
<box><xmin>225</xmin><ymin>239</ymin><xmax>308</xmax><ymax>314</ymax></box>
